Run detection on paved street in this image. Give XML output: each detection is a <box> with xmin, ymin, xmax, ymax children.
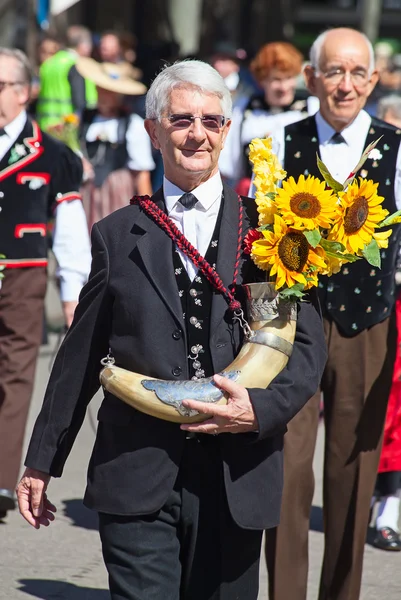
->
<box><xmin>1</xmin><ymin>278</ymin><xmax>400</xmax><ymax>600</ymax></box>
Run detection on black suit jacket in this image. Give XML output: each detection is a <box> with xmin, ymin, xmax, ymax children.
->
<box><xmin>25</xmin><ymin>183</ymin><xmax>326</xmax><ymax>529</ymax></box>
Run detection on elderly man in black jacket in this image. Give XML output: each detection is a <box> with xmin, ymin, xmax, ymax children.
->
<box><xmin>17</xmin><ymin>60</ymin><xmax>326</xmax><ymax>600</ymax></box>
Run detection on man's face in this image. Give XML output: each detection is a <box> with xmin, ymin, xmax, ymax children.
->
<box><xmin>145</xmin><ymin>87</ymin><xmax>231</xmax><ymax>187</ymax></box>
<box><xmin>212</xmin><ymin>57</ymin><xmax>239</xmax><ymax>80</ymax></box>
<box><xmin>304</xmin><ymin>31</ymin><xmax>379</xmax><ymax>130</ymax></box>
<box><xmin>0</xmin><ymin>56</ymin><xmax>29</xmax><ymax>129</ymax></box>
<box><xmin>99</xmin><ymin>35</ymin><xmax>121</xmax><ymax>63</ymax></box>
<box><xmin>96</xmin><ymin>87</ymin><xmax>122</xmax><ymax>116</ymax></box>
<box><xmin>38</xmin><ymin>39</ymin><xmax>59</xmax><ymax>65</ymax></box>
<box><xmin>260</xmin><ymin>69</ymin><xmax>298</xmax><ymax>107</ymax></box>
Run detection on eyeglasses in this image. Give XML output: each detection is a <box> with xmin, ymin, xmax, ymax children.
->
<box><xmin>0</xmin><ymin>81</ymin><xmax>23</xmax><ymax>93</ymax></box>
<box><xmin>318</xmin><ymin>68</ymin><xmax>370</xmax><ymax>86</ymax></box>
<box><xmin>165</xmin><ymin>114</ymin><xmax>227</xmax><ymax>130</ymax></box>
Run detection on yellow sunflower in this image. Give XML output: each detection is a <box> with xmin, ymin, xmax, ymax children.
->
<box><xmin>251</xmin><ymin>215</ymin><xmax>327</xmax><ymax>290</ymax></box>
<box><xmin>274</xmin><ymin>174</ymin><xmax>339</xmax><ymax>230</ymax></box>
<box><xmin>329</xmin><ymin>178</ymin><xmax>388</xmax><ymax>253</ymax></box>
<box><xmin>373</xmin><ymin>229</ymin><xmax>392</xmax><ymax>249</ymax></box>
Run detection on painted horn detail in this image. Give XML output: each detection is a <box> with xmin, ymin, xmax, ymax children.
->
<box><xmin>99</xmin><ymin>283</ymin><xmax>297</xmax><ymax>423</ymax></box>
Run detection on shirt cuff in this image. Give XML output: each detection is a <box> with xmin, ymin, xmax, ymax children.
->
<box><xmin>58</xmin><ymin>272</ymin><xmax>87</xmax><ymax>302</ymax></box>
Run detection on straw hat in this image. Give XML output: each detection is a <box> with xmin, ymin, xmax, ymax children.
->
<box><xmin>76</xmin><ymin>57</ymin><xmax>147</xmax><ymax>95</ymax></box>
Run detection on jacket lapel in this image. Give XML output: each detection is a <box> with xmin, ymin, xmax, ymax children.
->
<box><xmin>209</xmin><ymin>184</ymin><xmax>241</xmax><ymax>342</ymax></box>
<box><xmin>134</xmin><ymin>188</ymin><xmax>185</xmax><ymax>328</ymax></box>
<box><xmin>0</xmin><ymin>118</ymin><xmax>44</xmax><ymax>183</ymax></box>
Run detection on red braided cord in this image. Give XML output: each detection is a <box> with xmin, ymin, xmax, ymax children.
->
<box><xmin>130</xmin><ymin>195</ymin><xmax>244</xmax><ymax>310</ymax></box>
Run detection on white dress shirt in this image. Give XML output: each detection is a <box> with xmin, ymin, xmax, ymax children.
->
<box><xmin>164</xmin><ymin>172</ymin><xmax>223</xmax><ymax>282</ymax></box>
<box><xmin>85</xmin><ymin>114</ymin><xmax>155</xmax><ymax>172</ymax></box>
<box><xmin>0</xmin><ymin>110</ymin><xmax>91</xmax><ymax>301</ymax></box>
<box><xmin>259</xmin><ymin>110</ymin><xmax>401</xmax><ymax>210</ymax></box>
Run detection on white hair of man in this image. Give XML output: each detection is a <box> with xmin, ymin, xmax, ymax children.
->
<box><xmin>309</xmin><ymin>29</ymin><xmax>375</xmax><ymax>76</ymax></box>
<box><xmin>0</xmin><ymin>47</ymin><xmax>32</xmax><ymax>88</ymax></box>
<box><xmin>145</xmin><ymin>60</ymin><xmax>233</xmax><ymax>121</ymax></box>
<box><xmin>377</xmin><ymin>94</ymin><xmax>401</xmax><ymax>121</ymax></box>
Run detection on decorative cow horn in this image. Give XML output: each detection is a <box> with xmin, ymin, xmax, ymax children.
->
<box><xmin>99</xmin><ymin>283</ymin><xmax>297</xmax><ymax>423</ymax></box>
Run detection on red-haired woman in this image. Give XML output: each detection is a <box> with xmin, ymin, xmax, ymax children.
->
<box><xmin>231</xmin><ymin>42</ymin><xmax>317</xmax><ymax>192</ymax></box>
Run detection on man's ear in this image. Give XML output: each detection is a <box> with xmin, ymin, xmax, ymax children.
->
<box><xmin>144</xmin><ymin>119</ymin><xmax>161</xmax><ymax>150</ymax></box>
<box><xmin>304</xmin><ymin>65</ymin><xmax>317</xmax><ymax>95</ymax></box>
<box><xmin>221</xmin><ymin>118</ymin><xmax>232</xmax><ymax>149</ymax></box>
<box><xmin>366</xmin><ymin>69</ymin><xmax>379</xmax><ymax>97</ymax></box>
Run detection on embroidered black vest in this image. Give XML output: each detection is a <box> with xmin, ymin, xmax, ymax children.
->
<box><xmin>81</xmin><ymin>109</ymin><xmax>130</xmax><ymax>187</ymax></box>
<box><xmin>173</xmin><ymin>198</ymin><xmax>223</xmax><ymax>379</ymax></box>
<box><xmin>284</xmin><ymin>116</ymin><xmax>401</xmax><ymax>336</ymax></box>
<box><xmin>0</xmin><ymin>119</ymin><xmax>82</xmax><ymax>268</ymax></box>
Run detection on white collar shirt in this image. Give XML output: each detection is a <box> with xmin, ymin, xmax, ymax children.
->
<box><xmin>0</xmin><ymin>110</ymin><xmax>27</xmax><ymax>161</ymax></box>
<box><xmin>250</xmin><ymin>110</ymin><xmax>401</xmax><ymax>210</ymax></box>
<box><xmin>164</xmin><ymin>172</ymin><xmax>223</xmax><ymax>281</ymax></box>
<box><xmin>315</xmin><ymin>110</ymin><xmax>371</xmax><ymax>184</ymax></box>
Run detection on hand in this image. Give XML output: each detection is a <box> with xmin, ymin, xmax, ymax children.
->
<box><xmin>81</xmin><ymin>156</ymin><xmax>95</xmax><ymax>182</ymax></box>
<box><xmin>180</xmin><ymin>374</ymin><xmax>259</xmax><ymax>435</ymax></box>
<box><xmin>62</xmin><ymin>300</ymin><xmax>77</xmax><ymax>328</ymax></box>
<box><xmin>16</xmin><ymin>468</ymin><xmax>56</xmax><ymax>529</ymax></box>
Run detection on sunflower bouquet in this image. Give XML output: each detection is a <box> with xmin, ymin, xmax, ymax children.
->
<box><xmin>246</xmin><ymin>137</ymin><xmax>401</xmax><ymax>300</ymax></box>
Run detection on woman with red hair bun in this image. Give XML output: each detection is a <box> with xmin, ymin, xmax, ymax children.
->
<box><xmin>232</xmin><ymin>41</ymin><xmax>318</xmax><ymax>193</ymax></box>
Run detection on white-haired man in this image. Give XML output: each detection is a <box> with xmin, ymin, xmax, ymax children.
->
<box><xmin>263</xmin><ymin>27</ymin><xmax>401</xmax><ymax>600</ymax></box>
<box><xmin>17</xmin><ymin>60</ymin><xmax>326</xmax><ymax>599</ymax></box>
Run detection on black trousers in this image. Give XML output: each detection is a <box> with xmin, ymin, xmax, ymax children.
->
<box><xmin>98</xmin><ymin>435</ymin><xmax>263</xmax><ymax>600</ymax></box>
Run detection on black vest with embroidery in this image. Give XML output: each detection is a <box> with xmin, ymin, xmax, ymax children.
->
<box><xmin>0</xmin><ymin>118</ymin><xmax>82</xmax><ymax>268</ymax></box>
<box><xmin>284</xmin><ymin>116</ymin><xmax>401</xmax><ymax>336</ymax></box>
<box><xmin>81</xmin><ymin>109</ymin><xmax>130</xmax><ymax>187</ymax></box>
<box><xmin>173</xmin><ymin>199</ymin><xmax>223</xmax><ymax>379</ymax></box>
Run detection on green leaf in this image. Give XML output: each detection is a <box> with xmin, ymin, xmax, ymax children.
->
<box><xmin>303</xmin><ymin>229</ymin><xmax>321</xmax><ymax>248</ymax></box>
<box><xmin>266</xmin><ymin>192</ymin><xmax>276</xmax><ymax>200</ymax></box>
<box><xmin>316</xmin><ymin>154</ymin><xmax>344</xmax><ymax>192</ymax></box>
<box><xmin>278</xmin><ymin>283</ymin><xmax>306</xmax><ymax>300</ymax></box>
<box><xmin>362</xmin><ymin>238</ymin><xmax>381</xmax><ymax>268</ymax></box>
<box><xmin>378</xmin><ymin>210</ymin><xmax>401</xmax><ymax>228</ymax></box>
<box><xmin>320</xmin><ymin>239</ymin><xmax>345</xmax><ymax>253</ymax></box>
<box><xmin>343</xmin><ymin>136</ymin><xmax>383</xmax><ymax>188</ymax></box>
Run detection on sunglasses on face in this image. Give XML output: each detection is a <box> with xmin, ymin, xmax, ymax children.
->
<box><xmin>165</xmin><ymin>114</ymin><xmax>227</xmax><ymax>130</ymax></box>
<box><xmin>0</xmin><ymin>81</ymin><xmax>23</xmax><ymax>93</ymax></box>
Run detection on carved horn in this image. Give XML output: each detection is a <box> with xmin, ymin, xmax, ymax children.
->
<box><xmin>99</xmin><ymin>283</ymin><xmax>297</xmax><ymax>423</ymax></box>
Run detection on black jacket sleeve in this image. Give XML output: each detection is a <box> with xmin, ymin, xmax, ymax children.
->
<box><xmin>24</xmin><ymin>224</ymin><xmax>113</xmax><ymax>476</ymax></box>
<box><xmin>248</xmin><ymin>289</ymin><xmax>327</xmax><ymax>440</ymax></box>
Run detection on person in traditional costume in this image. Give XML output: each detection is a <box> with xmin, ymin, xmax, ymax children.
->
<box><xmin>0</xmin><ymin>48</ymin><xmax>91</xmax><ymax>520</ymax></box>
<box><xmin>226</xmin><ymin>41</ymin><xmax>316</xmax><ymax>194</ymax></box>
<box><xmin>75</xmin><ymin>58</ymin><xmax>155</xmax><ymax>230</ymax></box>
<box><xmin>262</xmin><ymin>28</ymin><xmax>401</xmax><ymax>600</ymax></box>
<box><xmin>370</xmin><ymin>95</ymin><xmax>401</xmax><ymax>551</ymax></box>
<box><xmin>16</xmin><ymin>60</ymin><xmax>326</xmax><ymax>600</ymax></box>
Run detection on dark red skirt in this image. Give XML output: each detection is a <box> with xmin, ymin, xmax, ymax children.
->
<box><xmin>378</xmin><ymin>293</ymin><xmax>401</xmax><ymax>473</ymax></box>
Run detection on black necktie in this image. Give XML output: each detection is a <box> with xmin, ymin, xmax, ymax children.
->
<box><xmin>179</xmin><ymin>192</ymin><xmax>198</xmax><ymax>210</ymax></box>
<box><xmin>330</xmin><ymin>132</ymin><xmax>345</xmax><ymax>144</ymax></box>
<box><xmin>0</xmin><ymin>128</ymin><xmax>6</xmax><ymax>137</ymax></box>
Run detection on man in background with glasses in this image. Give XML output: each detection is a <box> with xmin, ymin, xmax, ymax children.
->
<box><xmin>263</xmin><ymin>27</ymin><xmax>401</xmax><ymax>600</ymax></box>
<box><xmin>0</xmin><ymin>48</ymin><xmax>90</xmax><ymax>521</ymax></box>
